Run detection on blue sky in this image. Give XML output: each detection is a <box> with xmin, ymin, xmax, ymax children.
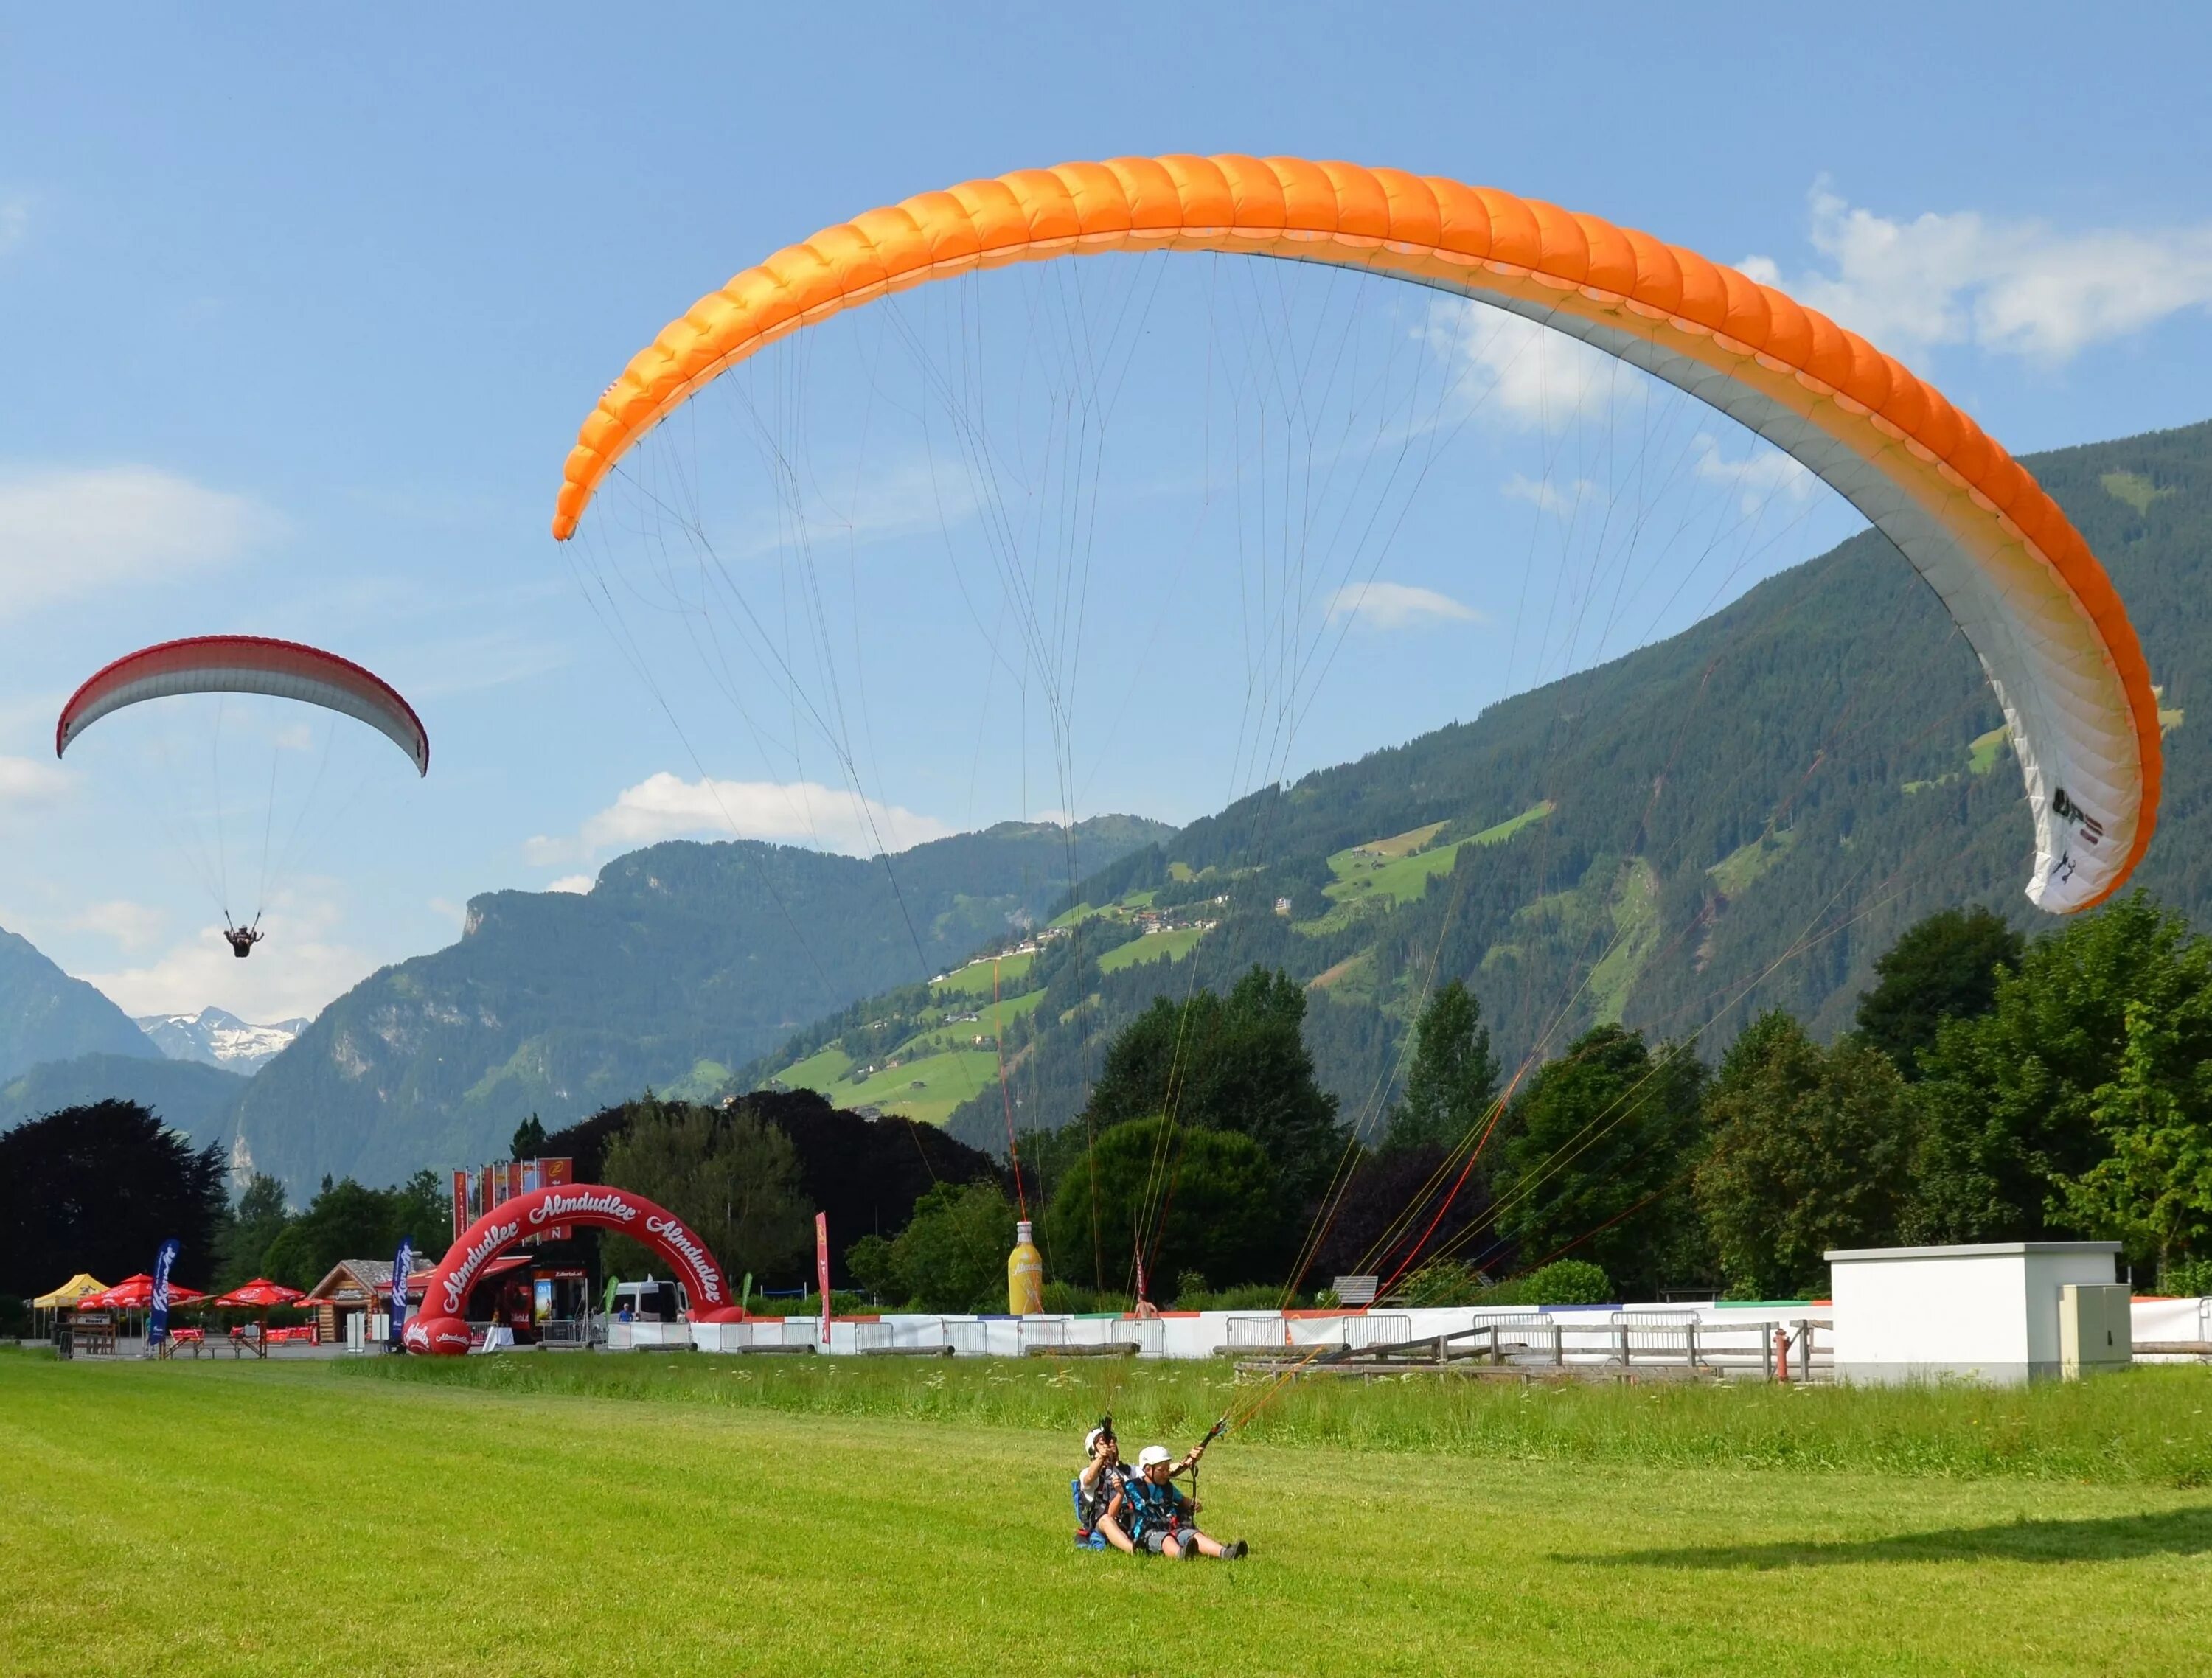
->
<box><xmin>2</xmin><ymin>3</ymin><xmax>2208</xmax><ymax>1023</ymax></box>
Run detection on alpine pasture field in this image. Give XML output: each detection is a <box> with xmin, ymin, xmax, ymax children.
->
<box><xmin>6</xmin><ymin>1351</ymin><xmax>2212</xmax><ymax>1677</ymax></box>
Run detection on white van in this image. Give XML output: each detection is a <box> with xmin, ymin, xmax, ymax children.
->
<box><xmin>608</xmin><ymin>1275</ymin><xmax>692</xmax><ymax>1349</ymax></box>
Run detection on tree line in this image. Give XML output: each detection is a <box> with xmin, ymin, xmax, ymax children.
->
<box><xmin>12</xmin><ymin>886</ymin><xmax>2211</xmax><ymax>1325</ymax></box>
<box><xmin>0</xmin><ymin>1087</ymin><xmax>1004</xmax><ymax>1327</ymax></box>
<box><xmin>922</xmin><ymin>888</ymin><xmax>2212</xmax><ymax>1307</ymax></box>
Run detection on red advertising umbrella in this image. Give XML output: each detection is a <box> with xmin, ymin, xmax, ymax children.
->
<box><xmin>74</xmin><ymin>1273</ymin><xmax>207</xmax><ymax>1349</ymax></box>
<box><xmin>209</xmin><ymin>1278</ymin><xmax>305</xmax><ymax>1309</ymax></box>
<box><xmin>209</xmin><ymin>1276</ymin><xmax>309</xmax><ymax>1357</ymax></box>
<box><xmin>77</xmin><ymin>1274</ymin><xmax>145</xmax><ymax>1309</ymax></box>
<box><xmin>83</xmin><ymin>1274</ymin><xmax>208</xmax><ymax>1310</ymax></box>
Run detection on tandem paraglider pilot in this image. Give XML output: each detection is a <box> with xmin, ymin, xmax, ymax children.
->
<box><xmin>1074</xmin><ymin>1417</ymin><xmax>1244</xmax><ymax>1560</ymax></box>
<box><xmin>1117</xmin><ymin>1444</ymin><xmax>1245</xmax><ymax>1559</ymax></box>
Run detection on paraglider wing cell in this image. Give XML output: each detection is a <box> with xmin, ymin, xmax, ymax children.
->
<box><xmin>56</xmin><ymin>636</ymin><xmax>429</xmax><ymax>776</ymax></box>
<box><xmin>549</xmin><ymin>156</ymin><xmax>2158</xmax><ymax>915</ymax></box>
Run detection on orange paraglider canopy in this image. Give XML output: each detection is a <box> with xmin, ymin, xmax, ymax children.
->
<box><xmin>552</xmin><ymin>156</ymin><xmax>2158</xmax><ymax>915</ymax></box>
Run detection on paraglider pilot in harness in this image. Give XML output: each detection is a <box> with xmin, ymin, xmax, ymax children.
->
<box><xmin>1077</xmin><ymin>1413</ymin><xmax>1245</xmax><ymax>1559</ymax></box>
<box><xmin>1115</xmin><ymin>1441</ymin><xmax>1245</xmax><ymax>1559</ymax></box>
<box><xmin>223</xmin><ymin>917</ymin><xmax>263</xmax><ymax>958</ymax></box>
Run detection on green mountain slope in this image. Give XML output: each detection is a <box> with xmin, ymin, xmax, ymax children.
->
<box><xmin>1</xmin><ymin>1054</ymin><xmax>246</xmax><ymax>1151</ymax></box>
<box><xmin>232</xmin><ymin>815</ymin><xmax>1169</xmax><ymax>1191</ymax></box>
<box><xmin>0</xmin><ymin>927</ymin><xmax>163</xmax><ymax>1085</ymax></box>
<box><xmin>745</xmin><ymin>418</ymin><xmax>2212</xmax><ymax>1152</ymax></box>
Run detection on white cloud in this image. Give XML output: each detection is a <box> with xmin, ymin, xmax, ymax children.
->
<box><xmin>1503</xmin><ymin>473</ymin><xmax>1598</xmax><ymax>518</ymax></box>
<box><xmin>1324</xmin><ymin>581</ymin><xmax>1484</xmax><ymax>632</ymax></box>
<box><xmin>544</xmin><ymin>875</ymin><xmax>594</xmax><ymax>894</ymax></box>
<box><xmin>527</xmin><ymin>772</ymin><xmax>955</xmax><ymax>864</ymax></box>
<box><xmin>1423</xmin><ymin>299</ymin><xmax>1621</xmax><ymax>428</ymax></box>
<box><xmin>0</xmin><ymin>195</ymin><xmax>27</xmax><ymax>257</ymax></box>
<box><xmin>0</xmin><ymin>690</ymin><xmax>68</xmax><ymax>751</ymax></box>
<box><xmin>0</xmin><ymin>754</ymin><xmax>69</xmax><ymax>806</ymax></box>
<box><xmin>0</xmin><ymin>466</ymin><xmax>275</xmax><ymax>617</ymax></box>
<box><xmin>728</xmin><ymin>458</ymin><xmax>981</xmax><ymax>562</ymax></box>
<box><xmin>1691</xmin><ymin>431</ymin><xmax>1818</xmax><ymax>516</ymax></box>
<box><xmin>1740</xmin><ymin>184</ymin><xmax>2212</xmax><ymax>364</ymax></box>
<box><xmin>80</xmin><ymin>889</ymin><xmax>359</xmax><ymax>1020</ymax></box>
<box><xmin>69</xmin><ymin>899</ymin><xmax>167</xmax><ymax>950</ymax></box>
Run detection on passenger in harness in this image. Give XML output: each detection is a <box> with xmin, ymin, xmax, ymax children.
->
<box><xmin>1072</xmin><ymin>1420</ymin><xmax>1136</xmax><ymax>1553</ymax></box>
<box><xmin>1115</xmin><ymin>1444</ymin><xmax>1246</xmax><ymax>1559</ymax></box>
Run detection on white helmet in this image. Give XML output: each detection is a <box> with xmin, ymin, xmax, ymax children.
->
<box><xmin>1084</xmin><ymin>1426</ymin><xmax>1113</xmax><ymax>1458</ymax></box>
<box><xmin>1137</xmin><ymin>1444</ymin><xmax>1173</xmax><ymax>1471</ymax></box>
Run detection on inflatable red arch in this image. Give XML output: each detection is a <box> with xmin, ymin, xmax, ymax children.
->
<box><xmin>403</xmin><ymin>1183</ymin><xmax>745</xmax><ymax>1354</ymax></box>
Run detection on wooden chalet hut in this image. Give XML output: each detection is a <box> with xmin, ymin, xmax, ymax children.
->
<box><xmin>302</xmin><ymin>1257</ymin><xmax>438</xmax><ymax>1348</ymax></box>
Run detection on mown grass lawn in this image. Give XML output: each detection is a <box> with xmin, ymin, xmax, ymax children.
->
<box><xmin>5</xmin><ymin>1352</ymin><xmax>2212</xmax><ymax>1677</ymax></box>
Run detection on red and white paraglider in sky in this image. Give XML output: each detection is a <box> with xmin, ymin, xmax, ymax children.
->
<box><xmin>58</xmin><ymin>635</ymin><xmax>428</xmax><ymax>956</ymax></box>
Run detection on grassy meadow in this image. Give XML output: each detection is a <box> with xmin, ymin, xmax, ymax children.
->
<box><xmin>1300</xmin><ymin>801</ymin><xmax>1555</xmax><ymax>936</ymax></box>
<box><xmin>1096</xmin><ymin>924</ymin><xmax>1207</xmax><ymax>975</ymax></box>
<box><xmin>7</xmin><ymin>1351</ymin><xmax>2212</xmax><ymax>1676</ymax></box>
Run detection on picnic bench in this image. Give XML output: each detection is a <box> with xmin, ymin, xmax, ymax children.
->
<box><xmin>228</xmin><ymin>1323</ymin><xmax>318</xmax><ymax>1357</ymax></box>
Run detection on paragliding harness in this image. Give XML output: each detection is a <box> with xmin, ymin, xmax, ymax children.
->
<box><xmin>1071</xmin><ymin>1477</ymin><xmax>1109</xmax><ymax>1549</ymax></box>
<box><xmin>1107</xmin><ymin>1416</ymin><xmax>1230</xmax><ymax>1553</ymax></box>
<box><xmin>223</xmin><ymin>916</ymin><xmax>264</xmax><ymax>958</ymax></box>
<box><xmin>1073</xmin><ymin>1413</ymin><xmax>1118</xmax><ymax>1549</ymax></box>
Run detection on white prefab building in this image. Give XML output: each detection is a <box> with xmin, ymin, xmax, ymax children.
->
<box><xmin>1826</xmin><ymin>1241</ymin><xmax>2123</xmax><ymax>1385</ymax></box>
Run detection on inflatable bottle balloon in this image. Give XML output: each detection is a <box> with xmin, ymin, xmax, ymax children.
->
<box><xmin>1008</xmin><ymin>1219</ymin><xmax>1044</xmax><ymax>1316</ymax></box>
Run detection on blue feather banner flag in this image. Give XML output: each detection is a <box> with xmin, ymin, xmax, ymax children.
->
<box><xmin>389</xmin><ymin>1238</ymin><xmax>414</xmax><ymax>1351</ymax></box>
<box><xmin>148</xmin><ymin>1238</ymin><xmax>179</xmax><ymax>1351</ymax></box>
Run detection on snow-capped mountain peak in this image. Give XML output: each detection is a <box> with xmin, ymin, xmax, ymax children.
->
<box><xmin>136</xmin><ymin>1006</ymin><xmax>310</xmax><ymax>1075</ymax></box>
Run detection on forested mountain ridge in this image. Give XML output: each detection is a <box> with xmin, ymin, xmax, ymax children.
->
<box><xmin>745</xmin><ymin>419</ymin><xmax>2212</xmax><ymax>1153</ymax></box>
<box><xmin>0</xmin><ymin>927</ymin><xmax>163</xmax><ymax>1084</ymax></box>
<box><xmin>1</xmin><ymin>1054</ymin><xmax>244</xmax><ymax>1151</ymax></box>
<box><xmin>230</xmin><ymin>815</ymin><xmax>1170</xmax><ymax>1191</ymax></box>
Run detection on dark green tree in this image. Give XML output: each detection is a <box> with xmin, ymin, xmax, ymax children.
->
<box><xmin>510</xmin><ymin>1113</ymin><xmax>547</xmax><ymax>1160</ymax></box>
<box><xmin>740</xmin><ymin>1088</ymin><xmax>998</xmax><ymax>1287</ymax></box>
<box><xmin>1694</xmin><ymin>1011</ymin><xmax>1919</xmax><ymax>1298</ymax></box>
<box><xmin>389</xmin><ymin>1169</ymin><xmax>450</xmax><ymax>1250</ymax></box>
<box><xmin>1521</xmin><ymin>1259</ymin><xmax>1613</xmax><ymax>1306</ymax></box>
<box><xmin>1382</xmin><ymin>979</ymin><xmax>1499</xmax><ymax>1152</ymax></box>
<box><xmin>2058</xmin><ymin>998</ymin><xmax>2212</xmax><ymax>1273</ymax></box>
<box><xmin>844</xmin><ymin>1232</ymin><xmax>900</xmax><ymax>1303</ymax></box>
<box><xmin>600</xmin><ymin>1099</ymin><xmax>811</xmax><ymax>1286</ymax></box>
<box><xmin>1080</xmin><ymin>965</ymin><xmax>1341</xmax><ymax>1190</ymax></box>
<box><xmin>852</xmin><ymin>1179</ymin><xmax>1015</xmax><ymax>1312</ymax></box>
<box><xmin>1910</xmin><ymin>892</ymin><xmax>2212</xmax><ymax>1244</ymax></box>
<box><xmin>260</xmin><ymin>1177</ymin><xmax>411</xmax><ymax>1289</ymax></box>
<box><xmin>1043</xmin><ymin>1116</ymin><xmax>1292</xmax><ymax>1293</ymax></box>
<box><xmin>215</xmin><ymin>1174</ymin><xmax>294</xmax><ymax>1289</ymax></box>
<box><xmin>1305</xmin><ymin>1141</ymin><xmax>1492</xmax><ymax>1286</ymax></box>
<box><xmin>1492</xmin><ymin>1025</ymin><xmax>1706</xmax><ymax>1298</ymax></box>
<box><xmin>1855</xmin><ymin>905</ymin><xmax>2024</xmax><ymax>1075</ymax></box>
<box><xmin>0</xmin><ymin>1100</ymin><xmax>226</xmax><ymax>1294</ymax></box>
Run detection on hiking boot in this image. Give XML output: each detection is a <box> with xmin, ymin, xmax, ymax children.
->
<box><xmin>1224</xmin><ymin>1539</ymin><xmax>1249</xmax><ymax>1559</ymax></box>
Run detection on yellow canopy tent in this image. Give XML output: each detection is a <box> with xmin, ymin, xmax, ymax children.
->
<box><xmin>29</xmin><ymin>1274</ymin><xmax>109</xmax><ymax>1341</ymax></box>
<box><xmin>32</xmin><ymin>1274</ymin><xmax>108</xmax><ymax>1309</ymax></box>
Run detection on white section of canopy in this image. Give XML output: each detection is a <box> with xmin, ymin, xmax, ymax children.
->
<box><xmin>1393</xmin><ymin>277</ymin><xmax>2137</xmax><ymax>913</ymax></box>
<box><xmin>60</xmin><ymin>663</ymin><xmax>429</xmax><ymax>776</ymax></box>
